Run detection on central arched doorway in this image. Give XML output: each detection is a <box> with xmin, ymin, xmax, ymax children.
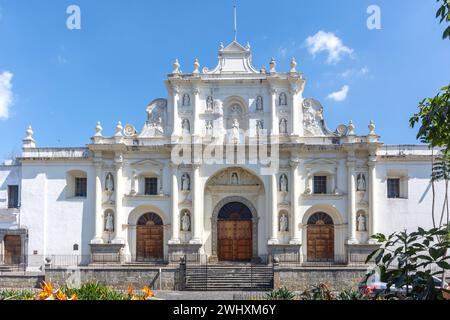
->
<box><xmin>307</xmin><ymin>212</ymin><xmax>334</xmax><ymax>262</ymax></box>
<box><xmin>136</xmin><ymin>212</ymin><xmax>164</xmax><ymax>261</ymax></box>
<box><xmin>217</xmin><ymin>202</ymin><xmax>253</xmax><ymax>261</ymax></box>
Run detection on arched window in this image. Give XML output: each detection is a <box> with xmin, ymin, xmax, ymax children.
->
<box><xmin>138</xmin><ymin>212</ymin><xmax>163</xmax><ymax>226</ymax></box>
<box><xmin>307</xmin><ymin>212</ymin><xmax>334</xmax><ymax>225</ymax></box>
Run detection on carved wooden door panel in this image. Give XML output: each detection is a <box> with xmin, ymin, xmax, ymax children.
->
<box><xmin>307</xmin><ymin>225</ymin><xmax>334</xmax><ymax>262</ymax></box>
<box><xmin>4</xmin><ymin>235</ymin><xmax>21</xmax><ymax>265</ymax></box>
<box><xmin>136</xmin><ymin>226</ymin><xmax>163</xmax><ymax>261</ymax></box>
<box><xmin>218</xmin><ymin>220</ymin><xmax>252</xmax><ymax>261</ymax></box>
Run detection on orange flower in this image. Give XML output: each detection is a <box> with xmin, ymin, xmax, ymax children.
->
<box><xmin>142</xmin><ymin>286</ymin><xmax>154</xmax><ymax>299</ymax></box>
<box><xmin>38</xmin><ymin>281</ymin><xmax>54</xmax><ymax>300</ymax></box>
<box><xmin>70</xmin><ymin>294</ymin><xmax>78</xmax><ymax>301</ymax></box>
<box><xmin>55</xmin><ymin>289</ymin><xmax>68</xmax><ymax>301</ymax></box>
<box><xmin>127</xmin><ymin>284</ymin><xmax>134</xmax><ymax>297</ymax></box>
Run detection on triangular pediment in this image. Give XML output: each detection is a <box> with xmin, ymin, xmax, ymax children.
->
<box><xmin>131</xmin><ymin>159</ymin><xmax>164</xmax><ymax>168</ymax></box>
<box><xmin>222</xmin><ymin>40</ymin><xmax>247</xmax><ymax>52</ymax></box>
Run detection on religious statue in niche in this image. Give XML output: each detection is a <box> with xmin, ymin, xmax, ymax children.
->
<box><xmin>130</xmin><ymin>170</ymin><xmax>137</xmax><ymax>195</ymax></box>
<box><xmin>181</xmin><ymin>173</ymin><xmax>191</xmax><ymax>191</ymax></box>
<box><xmin>206</xmin><ymin>96</ymin><xmax>214</xmax><ymax>111</ymax></box>
<box><xmin>231</xmin><ymin>172</ymin><xmax>239</xmax><ymax>185</ymax></box>
<box><xmin>256</xmin><ymin>120</ymin><xmax>264</xmax><ymax>135</ymax></box>
<box><xmin>104</xmin><ymin>212</ymin><xmax>114</xmax><ymax>232</ymax></box>
<box><xmin>182</xmin><ymin>93</ymin><xmax>190</xmax><ymax>107</ymax></box>
<box><xmin>105</xmin><ymin>172</ymin><xmax>114</xmax><ymax>192</ymax></box>
<box><xmin>231</xmin><ymin>119</ymin><xmax>240</xmax><ymax>142</ymax></box>
<box><xmin>357</xmin><ymin>173</ymin><xmax>367</xmax><ymax>191</ymax></box>
<box><xmin>256</xmin><ymin>96</ymin><xmax>263</xmax><ymax>111</ymax></box>
<box><xmin>357</xmin><ymin>213</ymin><xmax>367</xmax><ymax>231</ymax></box>
<box><xmin>279</xmin><ymin>174</ymin><xmax>288</xmax><ymax>192</ymax></box>
<box><xmin>279</xmin><ymin>118</ymin><xmax>288</xmax><ymax>134</ymax></box>
<box><xmin>279</xmin><ymin>213</ymin><xmax>289</xmax><ymax>232</ymax></box>
<box><xmin>181</xmin><ymin>211</ymin><xmax>191</xmax><ymax>232</ymax></box>
<box><xmin>279</xmin><ymin>92</ymin><xmax>287</xmax><ymax>106</ymax></box>
<box><xmin>182</xmin><ymin>119</ymin><xmax>191</xmax><ymax>135</ymax></box>
<box><xmin>205</xmin><ymin>120</ymin><xmax>213</xmax><ymax>137</ymax></box>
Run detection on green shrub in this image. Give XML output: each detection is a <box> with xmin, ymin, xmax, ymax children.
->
<box><xmin>265</xmin><ymin>287</ymin><xmax>295</xmax><ymax>300</ymax></box>
<box><xmin>0</xmin><ymin>290</ymin><xmax>35</xmax><ymax>300</ymax></box>
<box><xmin>61</xmin><ymin>281</ymin><xmax>127</xmax><ymax>300</ymax></box>
<box><xmin>337</xmin><ymin>289</ymin><xmax>365</xmax><ymax>300</ymax></box>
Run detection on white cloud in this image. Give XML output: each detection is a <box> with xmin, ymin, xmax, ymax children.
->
<box><xmin>305</xmin><ymin>31</ymin><xmax>353</xmax><ymax>64</ymax></box>
<box><xmin>327</xmin><ymin>85</ymin><xmax>349</xmax><ymax>102</ymax></box>
<box><xmin>339</xmin><ymin>67</ymin><xmax>370</xmax><ymax>78</ymax></box>
<box><xmin>0</xmin><ymin>71</ymin><xmax>14</xmax><ymax>120</ymax></box>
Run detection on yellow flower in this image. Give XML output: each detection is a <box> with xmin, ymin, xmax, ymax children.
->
<box><xmin>142</xmin><ymin>286</ymin><xmax>154</xmax><ymax>299</ymax></box>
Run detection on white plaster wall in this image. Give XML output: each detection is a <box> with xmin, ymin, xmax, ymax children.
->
<box><xmin>20</xmin><ymin>162</ymin><xmax>95</xmax><ymax>267</ymax></box>
<box><xmin>375</xmin><ymin>161</ymin><xmax>447</xmax><ymax>235</ymax></box>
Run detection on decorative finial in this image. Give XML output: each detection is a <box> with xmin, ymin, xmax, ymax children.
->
<box><xmin>23</xmin><ymin>125</ymin><xmax>36</xmax><ymax>148</ymax></box>
<box><xmin>115</xmin><ymin>121</ymin><xmax>123</xmax><ymax>137</ymax></box>
<box><xmin>219</xmin><ymin>42</ymin><xmax>224</xmax><ymax>50</ymax></box>
<box><xmin>368</xmin><ymin>120</ymin><xmax>376</xmax><ymax>135</ymax></box>
<box><xmin>246</xmin><ymin>42</ymin><xmax>251</xmax><ymax>50</ymax></box>
<box><xmin>172</xmin><ymin>58</ymin><xmax>180</xmax><ymax>74</ymax></box>
<box><xmin>290</xmin><ymin>57</ymin><xmax>297</xmax><ymax>73</ymax></box>
<box><xmin>95</xmin><ymin>121</ymin><xmax>103</xmax><ymax>137</ymax></box>
<box><xmin>193</xmin><ymin>58</ymin><xmax>200</xmax><ymax>74</ymax></box>
<box><xmin>260</xmin><ymin>66</ymin><xmax>267</xmax><ymax>74</ymax></box>
<box><xmin>347</xmin><ymin>120</ymin><xmax>355</xmax><ymax>135</ymax></box>
<box><xmin>269</xmin><ymin>57</ymin><xmax>276</xmax><ymax>73</ymax></box>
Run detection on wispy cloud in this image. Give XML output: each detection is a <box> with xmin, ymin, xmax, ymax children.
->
<box><xmin>305</xmin><ymin>31</ymin><xmax>353</xmax><ymax>64</ymax></box>
<box><xmin>339</xmin><ymin>67</ymin><xmax>370</xmax><ymax>79</ymax></box>
<box><xmin>327</xmin><ymin>85</ymin><xmax>349</xmax><ymax>102</ymax></box>
<box><xmin>0</xmin><ymin>71</ymin><xmax>14</xmax><ymax>120</ymax></box>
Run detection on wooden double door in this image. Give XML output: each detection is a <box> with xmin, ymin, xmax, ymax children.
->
<box><xmin>307</xmin><ymin>225</ymin><xmax>334</xmax><ymax>262</ymax></box>
<box><xmin>218</xmin><ymin>220</ymin><xmax>252</xmax><ymax>261</ymax></box>
<box><xmin>4</xmin><ymin>235</ymin><xmax>22</xmax><ymax>265</ymax></box>
<box><xmin>136</xmin><ymin>225</ymin><xmax>164</xmax><ymax>261</ymax></box>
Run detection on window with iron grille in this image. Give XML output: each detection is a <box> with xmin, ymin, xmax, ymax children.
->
<box><xmin>387</xmin><ymin>178</ymin><xmax>400</xmax><ymax>198</ymax></box>
<box><xmin>145</xmin><ymin>177</ymin><xmax>158</xmax><ymax>195</ymax></box>
<box><xmin>313</xmin><ymin>176</ymin><xmax>327</xmax><ymax>194</ymax></box>
<box><xmin>7</xmin><ymin>185</ymin><xmax>19</xmax><ymax>208</ymax></box>
<box><xmin>75</xmin><ymin>178</ymin><xmax>87</xmax><ymax>197</ymax></box>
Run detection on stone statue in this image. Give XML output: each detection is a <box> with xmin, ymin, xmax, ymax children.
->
<box><xmin>280</xmin><ymin>174</ymin><xmax>288</xmax><ymax>192</ymax></box>
<box><xmin>206</xmin><ymin>96</ymin><xmax>214</xmax><ymax>111</ymax></box>
<box><xmin>280</xmin><ymin>213</ymin><xmax>289</xmax><ymax>232</ymax></box>
<box><xmin>357</xmin><ymin>173</ymin><xmax>366</xmax><ymax>191</ymax></box>
<box><xmin>181</xmin><ymin>173</ymin><xmax>191</xmax><ymax>191</ymax></box>
<box><xmin>205</xmin><ymin>120</ymin><xmax>213</xmax><ymax>136</ymax></box>
<box><xmin>279</xmin><ymin>92</ymin><xmax>287</xmax><ymax>106</ymax></box>
<box><xmin>182</xmin><ymin>119</ymin><xmax>190</xmax><ymax>135</ymax></box>
<box><xmin>231</xmin><ymin>119</ymin><xmax>240</xmax><ymax>142</ymax></box>
<box><xmin>105</xmin><ymin>172</ymin><xmax>114</xmax><ymax>192</ymax></box>
<box><xmin>357</xmin><ymin>213</ymin><xmax>366</xmax><ymax>231</ymax></box>
<box><xmin>231</xmin><ymin>172</ymin><xmax>239</xmax><ymax>185</ymax></box>
<box><xmin>182</xmin><ymin>93</ymin><xmax>190</xmax><ymax>106</ymax></box>
<box><xmin>130</xmin><ymin>170</ymin><xmax>137</xmax><ymax>195</ymax></box>
<box><xmin>256</xmin><ymin>120</ymin><xmax>264</xmax><ymax>135</ymax></box>
<box><xmin>181</xmin><ymin>211</ymin><xmax>191</xmax><ymax>232</ymax></box>
<box><xmin>256</xmin><ymin>96</ymin><xmax>263</xmax><ymax>111</ymax></box>
<box><xmin>279</xmin><ymin>118</ymin><xmax>288</xmax><ymax>134</ymax></box>
<box><xmin>105</xmin><ymin>212</ymin><xmax>114</xmax><ymax>232</ymax></box>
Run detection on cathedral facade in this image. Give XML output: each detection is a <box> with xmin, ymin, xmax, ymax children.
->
<box><xmin>0</xmin><ymin>41</ymin><xmax>445</xmax><ymax>270</ymax></box>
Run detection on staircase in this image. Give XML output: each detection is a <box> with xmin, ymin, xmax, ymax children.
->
<box><xmin>184</xmin><ymin>264</ymin><xmax>273</xmax><ymax>291</ymax></box>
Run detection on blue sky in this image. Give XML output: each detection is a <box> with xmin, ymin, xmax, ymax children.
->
<box><xmin>0</xmin><ymin>0</ymin><xmax>449</xmax><ymax>160</ymax></box>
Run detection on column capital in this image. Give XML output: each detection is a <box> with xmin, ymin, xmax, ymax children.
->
<box><xmin>289</xmin><ymin>159</ymin><xmax>300</xmax><ymax>168</ymax></box>
<box><xmin>346</xmin><ymin>160</ymin><xmax>356</xmax><ymax>168</ymax></box>
<box><xmin>169</xmin><ymin>162</ymin><xmax>179</xmax><ymax>170</ymax></box>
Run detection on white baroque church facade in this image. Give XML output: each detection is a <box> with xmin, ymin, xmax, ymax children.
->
<box><xmin>0</xmin><ymin>41</ymin><xmax>445</xmax><ymax>270</ymax></box>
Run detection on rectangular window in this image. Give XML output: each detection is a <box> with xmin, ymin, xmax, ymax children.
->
<box><xmin>313</xmin><ymin>176</ymin><xmax>327</xmax><ymax>194</ymax></box>
<box><xmin>387</xmin><ymin>178</ymin><xmax>400</xmax><ymax>198</ymax></box>
<box><xmin>145</xmin><ymin>178</ymin><xmax>158</xmax><ymax>195</ymax></box>
<box><xmin>75</xmin><ymin>178</ymin><xmax>87</xmax><ymax>197</ymax></box>
<box><xmin>7</xmin><ymin>185</ymin><xmax>19</xmax><ymax>208</ymax></box>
